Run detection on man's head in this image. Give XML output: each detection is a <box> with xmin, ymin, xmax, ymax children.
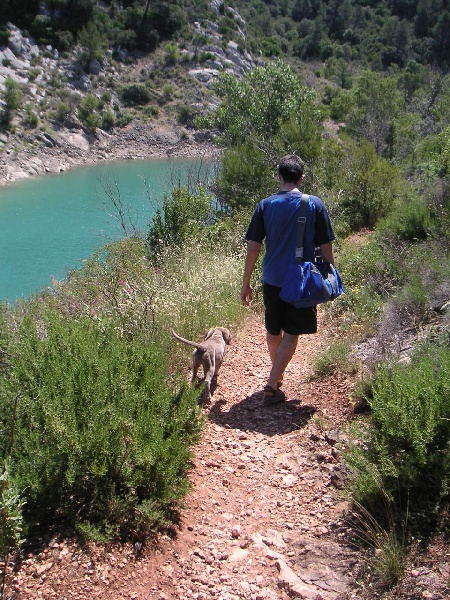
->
<box><xmin>277</xmin><ymin>154</ymin><xmax>304</xmax><ymax>184</ymax></box>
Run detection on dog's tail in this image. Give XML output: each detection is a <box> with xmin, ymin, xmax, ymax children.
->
<box><xmin>171</xmin><ymin>328</ymin><xmax>207</xmax><ymax>351</ymax></box>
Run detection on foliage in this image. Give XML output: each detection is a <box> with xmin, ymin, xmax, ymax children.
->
<box><xmin>350</xmin><ymin>495</ymin><xmax>406</xmax><ymax>589</ymax></box>
<box><xmin>335</xmin><ymin>137</ymin><xmax>402</xmax><ymax>231</ymax></box>
<box><xmin>213</xmin><ymin>59</ymin><xmax>320</xmax><ymax>150</ymax></box>
<box><xmin>377</xmin><ymin>195</ymin><xmax>434</xmax><ymax>241</ymax></box>
<box><xmin>120</xmin><ymin>83</ymin><xmax>151</xmax><ymax>107</ymax></box>
<box><xmin>55</xmin><ymin>101</ymin><xmax>71</xmax><ymax>123</ymax></box>
<box><xmin>77</xmin><ymin>94</ymin><xmax>103</xmax><ymax>131</ymax></box>
<box><xmin>2</xmin><ymin>0</ymin><xmax>450</xmax><ymax>572</ymax></box>
<box><xmin>165</xmin><ymin>42</ymin><xmax>179</xmax><ymax>65</ymax></box>
<box><xmin>428</xmin><ymin>126</ymin><xmax>450</xmax><ymax>178</ymax></box>
<box><xmin>0</xmin><ymin>306</ymin><xmax>203</xmax><ymax>541</ymax></box>
<box><xmin>347</xmin><ymin>337</ymin><xmax>450</xmax><ymax>516</ymax></box>
<box><xmin>211</xmin><ymin>59</ymin><xmax>322</xmax><ymax>212</ymax></box>
<box><xmin>77</xmin><ymin>19</ymin><xmax>106</xmax><ymax>68</ymax></box>
<box><xmin>346</xmin><ymin>71</ymin><xmax>403</xmax><ymax>157</ymax></box>
<box><xmin>2</xmin><ymin>0</ymin><xmax>450</xmax><ymax>79</ymax></box>
<box><xmin>0</xmin><ymin>76</ymin><xmax>23</xmax><ymax>127</ymax></box>
<box><xmin>214</xmin><ymin>142</ymin><xmax>276</xmax><ymax>214</ymax></box>
<box><xmin>0</xmin><ymin>462</ymin><xmax>24</xmax><ymax>562</ymax></box>
<box><xmin>146</xmin><ymin>185</ymin><xmax>214</xmax><ymax>258</ymax></box>
<box><xmin>311</xmin><ymin>340</ymin><xmax>356</xmax><ymax>378</ymax></box>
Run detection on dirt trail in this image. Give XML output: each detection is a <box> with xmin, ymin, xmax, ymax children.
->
<box><xmin>9</xmin><ymin>315</ymin><xmax>358</xmax><ymax>600</ymax></box>
<box><xmin>11</xmin><ymin>312</ymin><xmax>361</xmax><ymax>599</ymax></box>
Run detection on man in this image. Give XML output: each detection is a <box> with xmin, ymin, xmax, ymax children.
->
<box><xmin>240</xmin><ymin>154</ymin><xmax>335</xmax><ymax>404</ymax></box>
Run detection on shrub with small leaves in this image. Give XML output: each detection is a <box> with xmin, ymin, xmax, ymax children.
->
<box><xmin>0</xmin><ymin>309</ymin><xmax>203</xmax><ymax>541</ymax></box>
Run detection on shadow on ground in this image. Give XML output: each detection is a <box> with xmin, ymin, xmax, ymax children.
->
<box><xmin>208</xmin><ymin>391</ymin><xmax>316</xmax><ymax>436</ymax></box>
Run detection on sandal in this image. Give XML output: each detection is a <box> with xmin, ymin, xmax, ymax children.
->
<box><xmin>263</xmin><ymin>385</ymin><xmax>286</xmax><ymax>405</ymax></box>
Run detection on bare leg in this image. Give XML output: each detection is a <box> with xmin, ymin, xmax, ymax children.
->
<box><xmin>266</xmin><ymin>331</ymin><xmax>282</xmax><ymax>365</ymax></box>
<box><xmin>266</xmin><ymin>332</ymin><xmax>299</xmax><ymax>390</ymax></box>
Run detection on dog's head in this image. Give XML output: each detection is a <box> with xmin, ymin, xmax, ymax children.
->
<box><xmin>205</xmin><ymin>327</ymin><xmax>232</xmax><ymax>345</ymax></box>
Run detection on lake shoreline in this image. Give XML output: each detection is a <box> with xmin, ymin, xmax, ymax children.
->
<box><xmin>0</xmin><ymin>120</ymin><xmax>221</xmax><ymax>188</ymax></box>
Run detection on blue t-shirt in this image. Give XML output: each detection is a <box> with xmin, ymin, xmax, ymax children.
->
<box><xmin>245</xmin><ymin>191</ymin><xmax>335</xmax><ymax>287</ymax></box>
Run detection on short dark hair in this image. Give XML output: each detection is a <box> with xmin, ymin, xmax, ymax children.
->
<box><xmin>277</xmin><ymin>154</ymin><xmax>304</xmax><ymax>183</ymax></box>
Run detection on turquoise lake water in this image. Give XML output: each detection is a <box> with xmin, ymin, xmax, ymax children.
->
<box><xmin>0</xmin><ymin>158</ymin><xmax>211</xmax><ymax>303</ymax></box>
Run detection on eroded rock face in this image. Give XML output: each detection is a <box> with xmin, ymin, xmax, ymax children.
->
<box><xmin>0</xmin><ymin>7</ymin><xmax>254</xmax><ymax>186</ymax></box>
<box><xmin>0</xmin><ymin>24</ymin><xmax>45</xmax><ymax>92</ymax></box>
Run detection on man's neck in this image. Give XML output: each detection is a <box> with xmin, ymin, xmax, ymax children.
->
<box><xmin>280</xmin><ymin>183</ymin><xmax>300</xmax><ymax>192</ymax></box>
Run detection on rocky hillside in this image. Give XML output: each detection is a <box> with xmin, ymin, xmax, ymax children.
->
<box><xmin>0</xmin><ymin>2</ymin><xmax>259</xmax><ymax>185</ymax></box>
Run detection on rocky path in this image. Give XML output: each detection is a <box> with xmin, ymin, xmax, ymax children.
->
<box><xmin>11</xmin><ymin>312</ymin><xmax>361</xmax><ymax>600</ymax></box>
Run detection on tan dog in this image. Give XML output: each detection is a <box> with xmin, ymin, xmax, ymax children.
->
<box><xmin>171</xmin><ymin>327</ymin><xmax>232</xmax><ymax>403</ymax></box>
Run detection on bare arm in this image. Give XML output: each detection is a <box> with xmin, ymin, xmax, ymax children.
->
<box><xmin>320</xmin><ymin>242</ymin><xmax>335</xmax><ymax>265</ymax></box>
<box><xmin>240</xmin><ymin>240</ymin><xmax>262</xmax><ymax>306</ymax></box>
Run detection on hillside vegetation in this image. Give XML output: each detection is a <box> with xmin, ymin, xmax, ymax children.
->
<box><xmin>1</xmin><ymin>1</ymin><xmax>450</xmax><ymax>597</ymax></box>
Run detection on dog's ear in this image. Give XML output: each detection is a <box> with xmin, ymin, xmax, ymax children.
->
<box><xmin>221</xmin><ymin>328</ymin><xmax>232</xmax><ymax>345</ymax></box>
<box><xmin>204</xmin><ymin>328</ymin><xmax>215</xmax><ymax>340</ymax></box>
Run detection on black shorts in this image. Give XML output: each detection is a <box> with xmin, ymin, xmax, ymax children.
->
<box><xmin>263</xmin><ymin>282</ymin><xmax>317</xmax><ymax>336</ymax></box>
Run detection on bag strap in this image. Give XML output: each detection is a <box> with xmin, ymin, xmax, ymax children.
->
<box><xmin>295</xmin><ymin>194</ymin><xmax>309</xmax><ymax>263</ymax></box>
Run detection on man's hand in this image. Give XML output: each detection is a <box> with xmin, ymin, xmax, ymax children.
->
<box><xmin>241</xmin><ymin>240</ymin><xmax>261</xmax><ymax>306</ymax></box>
<box><xmin>240</xmin><ymin>283</ymin><xmax>253</xmax><ymax>306</ymax></box>
<box><xmin>320</xmin><ymin>242</ymin><xmax>335</xmax><ymax>265</ymax></box>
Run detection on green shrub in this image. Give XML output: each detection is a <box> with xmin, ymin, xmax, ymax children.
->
<box><xmin>199</xmin><ymin>51</ymin><xmax>214</xmax><ymax>63</ymax></box>
<box><xmin>329</xmin><ymin>88</ymin><xmax>353</xmax><ymax>121</ymax></box>
<box><xmin>0</xmin><ymin>309</ymin><xmax>202</xmax><ymax>540</ymax></box>
<box><xmin>0</xmin><ymin>31</ymin><xmax>10</xmax><ymax>47</ymax></box>
<box><xmin>55</xmin><ymin>101</ymin><xmax>71</xmax><ymax>123</ymax></box>
<box><xmin>311</xmin><ymin>340</ymin><xmax>356</xmax><ymax>378</ymax></box>
<box><xmin>77</xmin><ymin>94</ymin><xmax>102</xmax><ymax>131</ymax></box>
<box><xmin>165</xmin><ymin>42</ymin><xmax>179</xmax><ymax>65</ymax></box>
<box><xmin>101</xmin><ymin>107</ymin><xmax>115</xmax><ymax>130</ymax></box>
<box><xmin>177</xmin><ymin>103</ymin><xmax>193</xmax><ymax>125</ymax></box>
<box><xmin>347</xmin><ymin>337</ymin><xmax>450</xmax><ymax>512</ymax></box>
<box><xmin>0</xmin><ymin>461</ymin><xmax>24</xmax><ymax>559</ymax></box>
<box><xmin>27</xmin><ymin>68</ymin><xmax>40</xmax><ymax>82</ymax></box>
<box><xmin>161</xmin><ymin>83</ymin><xmax>175</xmax><ymax>102</ymax></box>
<box><xmin>1</xmin><ymin>76</ymin><xmax>23</xmax><ymax>126</ymax></box>
<box><xmin>351</xmin><ymin>496</ymin><xmax>406</xmax><ymax>589</ymax></box>
<box><xmin>115</xmin><ymin>108</ymin><xmax>133</xmax><ymax>127</ymax></box>
<box><xmin>24</xmin><ymin>105</ymin><xmax>39</xmax><ymax>128</ymax></box>
<box><xmin>215</xmin><ymin>142</ymin><xmax>275</xmax><ymax>213</ymax></box>
<box><xmin>143</xmin><ymin>104</ymin><xmax>159</xmax><ymax>119</ymax></box>
<box><xmin>377</xmin><ymin>195</ymin><xmax>434</xmax><ymax>241</ymax></box>
<box><xmin>146</xmin><ymin>185</ymin><xmax>214</xmax><ymax>258</ymax></box>
<box><xmin>337</xmin><ymin>234</ymin><xmax>402</xmax><ymax>318</ymax></box>
<box><xmin>120</xmin><ymin>83</ymin><xmax>151</xmax><ymax>106</ymax></box>
<box><xmin>338</xmin><ymin>138</ymin><xmax>402</xmax><ymax>231</ymax></box>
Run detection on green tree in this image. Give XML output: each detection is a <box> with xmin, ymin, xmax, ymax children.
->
<box><xmin>214</xmin><ymin>59</ymin><xmax>321</xmax><ymax>151</ymax></box>
<box><xmin>147</xmin><ymin>186</ymin><xmax>213</xmax><ymax>257</ymax></box>
<box><xmin>77</xmin><ymin>19</ymin><xmax>105</xmax><ymax>69</ymax></box>
<box><xmin>324</xmin><ymin>57</ymin><xmax>353</xmax><ymax>89</ymax></box>
<box><xmin>211</xmin><ymin>59</ymin><xmax>323</xmax><ymax>212</ymax></box>
<box><xmin>381</xmin><ymin>16</ymin><xmax>411</xmax><ymax>68</ymax></box>
<box><xmin>338</xmin><ymin>137</ymin><xmax>402</xmax><ymax>230</ymax></box>
<box><xmin>1</xmin><ymin>76</ymin><xmax>23</xmax><ymax>127</ymax></box>
<box><xmin>347</xmin><ymin>71</ymin><xmax>403</xmax><ymax>157</ymax></box>
<box><xmin>429</xmin><ymin>126</ymin><xmax>450</xmax><ymax>178</ymax></box>
<box><xmin>432</xmin><ymin>11</ymin><xmax>450</xmax><ymax>69</ymax></box>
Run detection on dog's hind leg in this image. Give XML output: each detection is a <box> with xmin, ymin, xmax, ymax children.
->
<box><xmin>201</xmin><ymin>355</ymin><xmax>215</xmax><ymax>403</ymax></box>
<box><xmin>191</xmin><ymin>351</ymin><xmax>202</xmax><ymax>383</ymax></box>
